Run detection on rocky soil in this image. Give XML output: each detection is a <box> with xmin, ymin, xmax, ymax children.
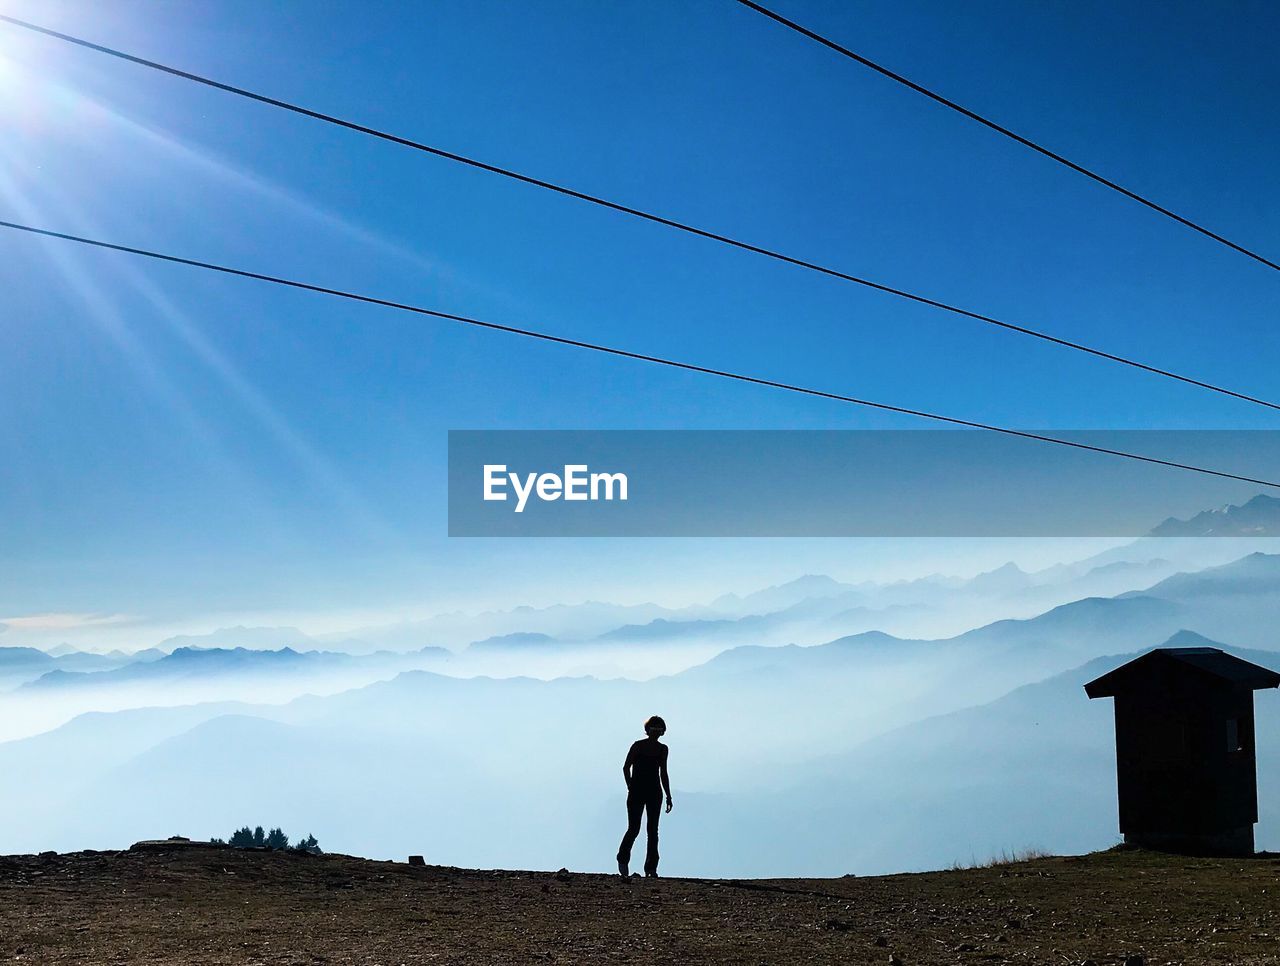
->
<box><xmin>1</xmin><ymin>844</ymin><xmax>1278</xmax><ymax>964</ymax></box>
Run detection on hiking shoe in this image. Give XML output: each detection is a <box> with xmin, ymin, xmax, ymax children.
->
<box><xmin>617</xmin><ymin>857</ymin><xmax>629</xmax><ymax>877</ymax></box>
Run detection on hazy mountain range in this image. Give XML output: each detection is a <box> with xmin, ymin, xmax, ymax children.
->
<box><xmin>3</xmin><ymin>547</ymin><xmax>1280</xmax><ymax>873</ymax></box>
<box><xmin>6</xmin><ymin>495</ymin><xmax>1280</xmax><ymax>874</ymax></box>
<box><xmin>1</xmin><ymin>534</ymin><xmax>1253</xmax><ymax>742</ymax></box>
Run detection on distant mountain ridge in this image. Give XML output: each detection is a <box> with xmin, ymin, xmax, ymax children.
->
<box><xmin>466</xmin><ymin>632</ymin><xmax>558</xmax><ymax>652</ymax></box>
<box><xmin>0</xmin><ymin>646</ymin><xmax>139</xmax><ymax>686</ymax></box>
<box><xmin>1149</xmin><ymin>494</ymin><xmax>1280</xmax><ymax>537</ymax></box>
<box><xmin>158</xmin><ymin>626</ymin><xmax>318</xmax><ymax>651</ymax></box>
<box><xmin>20</xmin><ymin>644</ymin><xmax>451</xmax><ymax>691</ymax></box>
<box><xmin>708</xmin><ymin>574</ymin><xmax>861</xmax><ymax>616</ymax></box>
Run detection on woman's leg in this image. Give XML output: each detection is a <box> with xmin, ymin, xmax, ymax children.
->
<box><xmin>643</xmin><ymin>795</ymin><xmax>661</xmax><ymax>875</ymax></box>
<box><xmin>617</xmin><ymin>793</ymin><xmax>645</xmax><ymax>872</ymax></box>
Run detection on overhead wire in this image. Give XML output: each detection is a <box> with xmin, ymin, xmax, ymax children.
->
<box><xmin>731</xmin><ymin>0</ymin><xmax>1280</xmax><ymax>274</ymax></box>
<box><xmin>3</xmin><ymin>217</ymin><xmax>1277</xmax><ymax>489</ymax></box>
<box><xmin>0</xmin><ymin>14</ymin><xmax>1276</xmax><ymax>412</ymax></box>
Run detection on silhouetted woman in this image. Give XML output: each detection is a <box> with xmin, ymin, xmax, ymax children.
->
<box><xmin>617</xmin><ymin>715</ymin><xmax>672</xmax><ymax>877</ymax></box>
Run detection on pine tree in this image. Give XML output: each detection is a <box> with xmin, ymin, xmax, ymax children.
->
<box><xmin>296</xmin><ymin>834</ymin><xmax>322</xmax><ymax>855</ymax></box>
<box><xmin>224</xmin><ymin>824</ymin><xmax>320</xmax><ymax>852</ymax></box>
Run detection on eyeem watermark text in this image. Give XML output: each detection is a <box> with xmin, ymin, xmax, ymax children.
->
<box><xmin>483</xmin><ymin>464</ymin><xmax>629</xmax><ymax>513</ymax></box>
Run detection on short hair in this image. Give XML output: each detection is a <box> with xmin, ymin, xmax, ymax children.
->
<box><xmin>644</xmin><ymin>715</ymin><xmax>667</xmax><ymax>734</ymax></box>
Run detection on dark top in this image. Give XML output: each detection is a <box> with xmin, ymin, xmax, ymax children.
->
<box><xmin>625</xmin><ymin>738</ymin><xmax>669</xmax><ymax>797</ymax></box>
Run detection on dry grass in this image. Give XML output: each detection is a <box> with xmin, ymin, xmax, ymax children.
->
<box><xmin>949</xmin><ymin>846</ymin><xmax>1057</xmax><ymax>870</ymax></box>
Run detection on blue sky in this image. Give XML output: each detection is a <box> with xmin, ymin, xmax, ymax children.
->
<box><xmin>1</xmin><ymin>0</ymin><xmax>1278</xmax><ymax>645</ymax></box>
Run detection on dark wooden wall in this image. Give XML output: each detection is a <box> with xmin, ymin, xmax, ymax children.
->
<box><xmin>1113</xmin><ymin>674</ymin><xmax>1257</xmax><ymax>837</ymax></box>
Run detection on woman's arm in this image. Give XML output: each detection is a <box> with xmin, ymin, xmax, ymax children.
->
<box><xmin>660</xmin><ymin>745</ymin><xmax>673</xmax><ymax>812</ymax></box>
<box><xmin>622</xmin><ymin>744</ymin><xmax>636</xmax><ymax>789</ymax></box>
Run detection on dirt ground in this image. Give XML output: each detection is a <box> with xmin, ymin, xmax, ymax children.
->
<box><xmin>2</xmin><ymin>843</ymin><xmax>1278</xmax><ymax>964</ymax></box>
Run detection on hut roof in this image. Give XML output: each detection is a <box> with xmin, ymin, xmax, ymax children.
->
<box><xmin>1085</xmin><ymin>647</ymin><xmax>1280</xmax><ymax>699</ymax></box>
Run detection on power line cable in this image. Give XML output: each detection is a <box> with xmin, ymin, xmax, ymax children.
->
<box><xmin>732</xmin><ymin>0</ymin><xmax>1280</xmax><ymax>274</ymax></box>
<box><xmin>3</xmin><ymin>216</ymin><xmax>1277</xmax><ymax>489</ymax></box>
<box><xmin>1</xmin><ymin>14</ymin><xmax>1276</xmax><ymax>414</ymax></box>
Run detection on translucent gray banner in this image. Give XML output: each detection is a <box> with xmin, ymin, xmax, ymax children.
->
<box><xmin>447</xmin><ymin>430</ymin><xmax>1280</xmax><ymax>537</ymax></box>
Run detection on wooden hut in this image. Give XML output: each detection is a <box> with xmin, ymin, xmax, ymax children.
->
<box><xmin>1085</xmin><ymin>646</ymin><xmax>1280</xmax><ymax>855</ymax></box>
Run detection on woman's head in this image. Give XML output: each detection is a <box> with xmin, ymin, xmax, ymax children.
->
<box><xmin>644</xmin><ymin>715</ymin><xmax>667</xmax><ymax>738</ymax></box>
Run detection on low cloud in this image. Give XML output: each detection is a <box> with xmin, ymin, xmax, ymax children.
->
<box><xmin>0</xmin><ymin>612</ymin><xmax>136</xmax><ymax>631</ymax></box>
